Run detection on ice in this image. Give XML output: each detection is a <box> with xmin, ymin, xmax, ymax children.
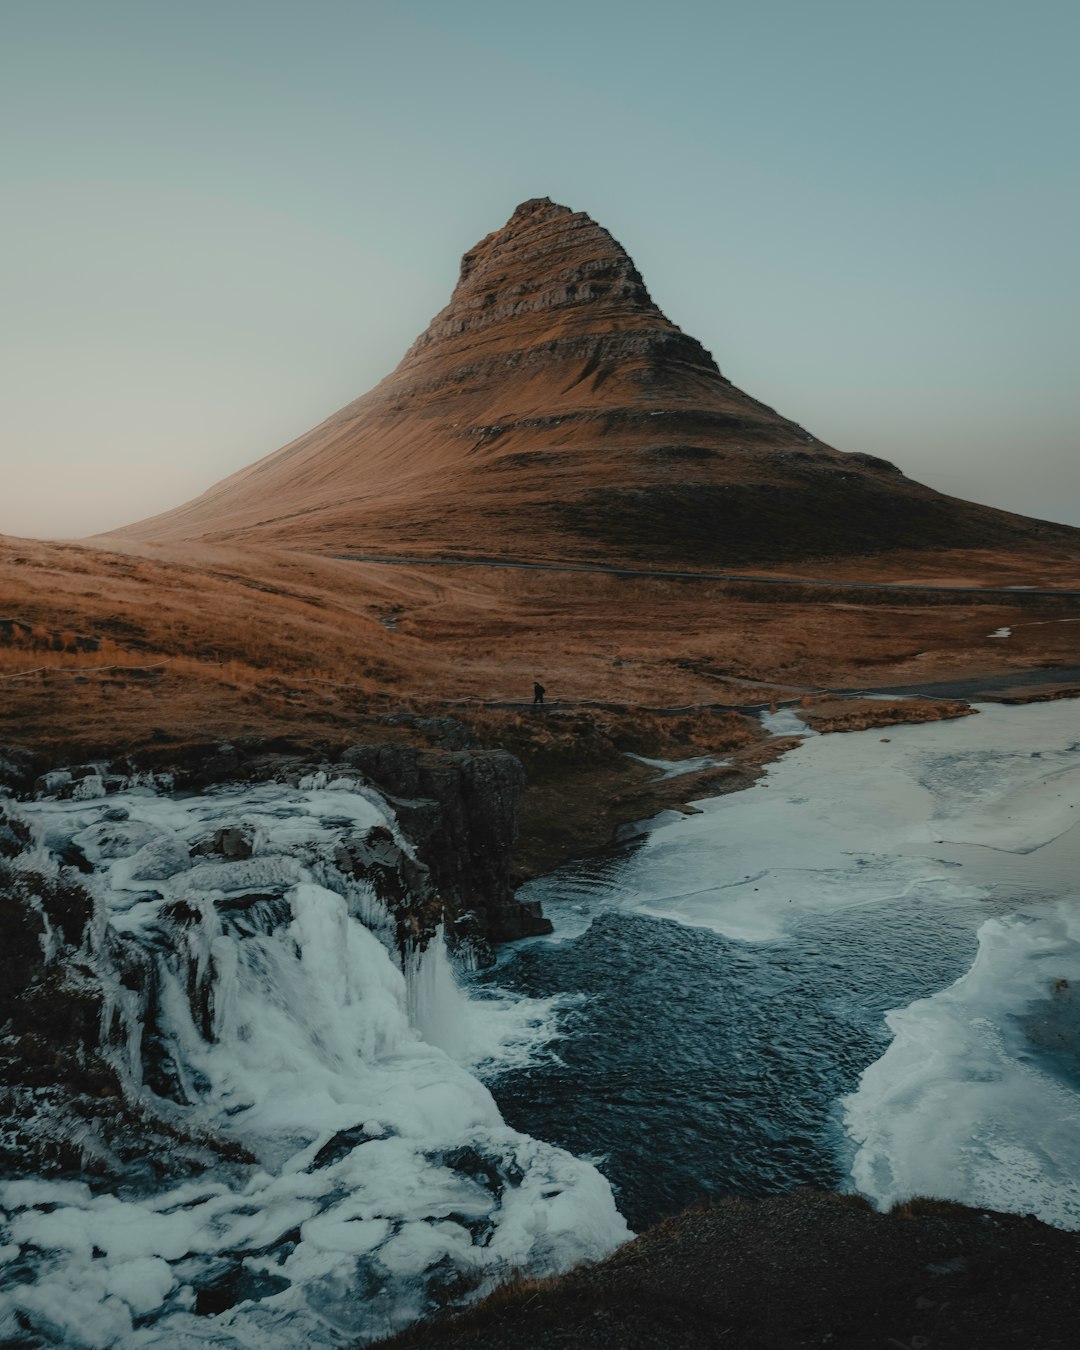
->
<box><xmin>301</xmin><ymin>1214</ymin><xmax>390</xmax><ymax>1256</ymax></box>
<box><xmin>2</xmin><ymin>778</ymin><xmax>630</xmax><ymax>1346</ymax></box>
<box><xmin>625</xmin><ymin>752</ymin><xmax>729</xmax><ymax>780</ymax></box>
<box><xmin>73</xmin><ymin>819</ymin><xmax>162</xmax><ymax>863</ymax></box>
<box><xmin>182</xmin><ymin>855</ymin><xmax>307</xmax><ymax>893</ymax></box>
<box><xmin>597</xmin><ymin>698</ymin><xmax>1080</xmax><ymax>1228</ymax></box>
<box><xmin>760</xmin><ymin>706</ymin><xmax>817</xmax><ymax>738</ymax></box>
<box><xmin>842</xmin><ymin>901</ymin><xmax>1080</xmax><ymax>1227</ymax></box>
<box><xmin>105</xmin><ymin>1258</ymin><xmax>176</xmax><ymax>1317</ymax></box>
<box><xmin>618</xmin><ymin>701</ymin><xmax>1080</xmax><ymax>942</ymax></box>
<box><xmin>115</xmin><ymin>834</ymin><xmax>192</xmax><ymax>883</ymax></box>
<box><xmin>379</xmin><ymin>1220</ymin><xmax>477</xmax><ymax>1276</ymax></box>
<box><xmin>1</xmin><ymin>1278</ymin><xmax>132</xmax><ymax>1350</ymax></box>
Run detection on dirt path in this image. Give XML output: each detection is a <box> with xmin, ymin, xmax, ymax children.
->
<box><xmin>837</xmin><ymin>665</ymin><xmax>1080</xmax><ymax>701</ymax></box>
<box><xmin>439</xmin><ymin>662</ymin><xmax>1080</xmax><ymax>715</ymax></box>
<box><xmin>338</xmin><ymin>552</ymin><xmax>1080</xmax><ymax>597</ymax></box>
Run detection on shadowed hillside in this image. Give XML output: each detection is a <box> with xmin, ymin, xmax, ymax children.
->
<box><xmin>105</xmin><ymin>198</ymin><xmax>1080</xmax><ymax>565</ymax></box>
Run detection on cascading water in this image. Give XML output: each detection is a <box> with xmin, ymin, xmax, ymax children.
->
<box><xmin>7</xmin><ymin>701</ymin><xmax>1080</xmax><ymax>1344</ymax></box>
<box><xmin>0</xmin><ymin>776</ymin><xmax>629</xmax><ymax>1348</ymax></box>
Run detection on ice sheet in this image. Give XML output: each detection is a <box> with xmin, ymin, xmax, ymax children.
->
<box><xmin>760</xmin><ymin>707</ymin><xmax>818</xmax><ymax>738</ymax></box>
<box><xmin>842</xmin><ymin>900</ymin><xmax>1080</xmax><ymax>1227</ymax></box>
<box><xmin>625</xmin><ymin>753</ymin><xmax>729</xmax><ymax>780</ymax></box>
<box><xmin>619</xmin><ymin>702</ymin><xmax>1080</xmax><ymax>942</ymax></box>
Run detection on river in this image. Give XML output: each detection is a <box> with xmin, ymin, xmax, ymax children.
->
<box><xmin>476</xmin><ymin>699</ymin><xmax>1080</xmax><ymax>1231</ymax></box>
<box><xmin>2</xmin><ymin>700</ymin><xmax>1079</xmax><ymax>1345</ymax></box>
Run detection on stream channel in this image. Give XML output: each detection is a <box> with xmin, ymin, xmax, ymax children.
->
<box><xmin>475</xmin><ymin>699</ymin><xmax>1080</xmax><ymax>1233</ymax></box>
<box><xmin>3</xmin><ymin>700</ymin><xmax>1079</xmax><ymax>1346</ymax></box>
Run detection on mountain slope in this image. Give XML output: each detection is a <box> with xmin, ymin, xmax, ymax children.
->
<box><xmin>110</xmin><ymin>198</ymin><xmax>1078</xmax><ymax>565</ymax></box>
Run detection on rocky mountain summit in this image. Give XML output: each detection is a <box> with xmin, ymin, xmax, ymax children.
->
<box><xmin>109</xmin><ymin>198</ymin><xmax>1076</xmax><ymax>565</ymax></box>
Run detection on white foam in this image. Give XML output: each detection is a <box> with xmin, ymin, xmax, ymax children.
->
<box><xmin>2</xmin><ymin>781</ymin><xmax>630</xmax><ymax>1347</ymax></box>
<box><xmin>842</xmin><ymin>901</ymin><xmax>1080</xmax><ymax>1227</ymax></box>
<box><xmin>408</xmin><ymin>934</ymin><xmax>567</xmax><ymax>1073</ymax></box>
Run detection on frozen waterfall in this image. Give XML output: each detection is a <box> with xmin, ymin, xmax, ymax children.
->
<box><xmin>0</xmin><ymin>777</ymin><xmax>629</xmax><ymax>1348</ymax></box>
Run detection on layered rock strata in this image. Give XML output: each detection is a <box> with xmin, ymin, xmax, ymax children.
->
<box><xmin>111</xmin><ymin>198</ymin><xmax>1076</xmax><ymax>564</ymax></box>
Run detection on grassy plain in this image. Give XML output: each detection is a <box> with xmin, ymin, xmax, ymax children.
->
<box><xmin>3</xmin><ymin>534</ymin><xmax>1078</xmax><ymax>868</ymax></box>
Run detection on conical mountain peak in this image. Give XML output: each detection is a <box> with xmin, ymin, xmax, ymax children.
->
<box><xmin>111</xmin><ymin>200</ymin><xmax>1075</xmax><ymax>566</ymax></box>
<box><xmin>408</xmin><ymin>198</ymin><xmax>672</xmax><ymax>365</ymax></box>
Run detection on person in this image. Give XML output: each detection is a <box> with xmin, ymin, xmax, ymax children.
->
<box><xmin>533</xmin><ymin>680</ymin><xmax>545</xmax><ymax>706</ymax></box>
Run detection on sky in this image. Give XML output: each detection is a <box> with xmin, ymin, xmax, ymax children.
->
<box><xmin>2</xmin><ymin>0</ymin><xmax>1078</xmax><ymax>539</ymax></box>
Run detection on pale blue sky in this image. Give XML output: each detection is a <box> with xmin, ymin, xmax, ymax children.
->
<box><xmin>2</xmin><ymin>0</ymin><xmax>1077</xmax><ymax>538</ymax></box>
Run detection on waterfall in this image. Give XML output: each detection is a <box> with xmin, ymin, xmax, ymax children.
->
<box><xmin>0</xmin><ymin>778</ymin><xmax>630</xmax><ymax>1348</ymax></box>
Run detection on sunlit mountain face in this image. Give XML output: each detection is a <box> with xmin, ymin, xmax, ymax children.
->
<box><xmin>106</xmin><ymin>198</ymin><xmax>1079</xmax><ymax>567</ymax></box>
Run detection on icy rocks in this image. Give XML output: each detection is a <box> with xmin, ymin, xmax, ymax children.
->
<box><xmin>72</xmin><ymin>818</ymin><xmax>161</xmax><ymax>863</ymax></box>
<box><xmin>190</xmin><ymin>824</ymin><xmax>255</xmax><ymax>860</ymax></box>
<box><xmin>0</xmin><ymin>781</ymin><xmax>630</xmax><ymax>1347</ymax></box>
<box><xmin>123</xmin><ymin>835</ymin><xmax>192</xmax><ymax>882</ymax></box>
<box><xmin>0</xmin><ymin>804</ymin><xmax>30</xmax><ymax>859</ymax></box>
<box><xmin>0</xmin><ymin>857</ymin><xmax>129</xmax><ymax>1173</ymax></box>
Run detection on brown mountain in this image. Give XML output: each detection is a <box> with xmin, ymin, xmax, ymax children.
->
<box><xmin>110</xmin><ymin>197</ymin><xmax>1075</xmax><ymax>565</ymax></box>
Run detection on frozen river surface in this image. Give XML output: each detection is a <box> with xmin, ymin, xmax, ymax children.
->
<box><xmin>480</xmin><ymin>701</ymin><xmax>1080</xmax><ymax>1231</ymax></box>
<box><xmin>3</xmin><ymin>701</ymin><xmax>1079</xmax><ymax>1345</ymax></box>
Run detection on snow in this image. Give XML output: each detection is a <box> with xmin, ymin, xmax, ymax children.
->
<box><xmin>1</xmin><ymin>778</ymin><xmax>630</xmax><ymax>1347</ymax></box>
<box><xmin>625</xmin><ymin>752</ymin><xmax>729</xmax><ymax>780</ymax></box>
<box><xmin>760</xmin><ymin>706</ymin><xmax>818</xmax><ymax>738</ymax></box>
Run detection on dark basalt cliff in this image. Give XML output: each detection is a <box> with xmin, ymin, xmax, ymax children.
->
<box><xmin>110</xmin><ymin>198</ymin><xmax>1078</xmax><ymax>564</ymax></box>
<box><xmin>339</xmin><ymin>743</ymin><xmax>548</xmax><ymax>946</ymax></box>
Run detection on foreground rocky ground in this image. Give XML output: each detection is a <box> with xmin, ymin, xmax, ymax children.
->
<box><xmin>373</xmin><ymin>1190</ymin><xmax>1080</xmax><ymax>1349</ymax></box>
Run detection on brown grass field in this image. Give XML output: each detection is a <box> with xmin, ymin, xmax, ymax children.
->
<box><xmin>3</xmin><ymin>533</ymin><xmax>1078</xmax><ymax>760</ymax></box>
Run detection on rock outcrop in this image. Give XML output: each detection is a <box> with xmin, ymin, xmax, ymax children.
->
<box><xmin>376</xmin><ymin>1190</ymin><xmax>1080</xmax><ymax>1349</ymax></box>
<box><xmin>107</xmin><ymin>198</ymin><xmax>1078</xmax><ymax>565</ymax></box>
<box><xmin>4</xmin><ymin>735</ymin><xmax>545</xmax><ymax>957</ymax></box>
<box><xmin>340</xmin><ymin>744</ymin><xmax>547</xmax><ymax>946</ymax></box>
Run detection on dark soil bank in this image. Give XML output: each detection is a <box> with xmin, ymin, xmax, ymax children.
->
<box><xmin>373</xmin><ymin>1190</ymin><xmax>1080</xmax><ymax>1349</ymax></box>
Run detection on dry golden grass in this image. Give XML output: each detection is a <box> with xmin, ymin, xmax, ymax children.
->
<box><xmin>2</xmin><ymin>532</ymin><xmax>1078</xmax><ymax>762</ymax></box>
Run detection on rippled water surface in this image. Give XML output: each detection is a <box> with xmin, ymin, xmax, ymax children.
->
<box><xmin>476</xmin><ymin>880</ymin><xmax>1014</xmax><ymax>1229</ymax></box>
<box><xmin>474</xmin><ymin>703</ymin><xmax>1080</xmax><ymax>1231</ymax></box>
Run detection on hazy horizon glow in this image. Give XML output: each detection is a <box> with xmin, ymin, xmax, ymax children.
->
<box><xmin>2</xmin><ymin>0</ymin><xmax>1078</xmax><ymax>540</ymax></box>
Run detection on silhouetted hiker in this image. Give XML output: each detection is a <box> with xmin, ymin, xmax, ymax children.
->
<box><xmin>533</xmin><ymin>681</ymin><xmax>546</xmax><ymax>706</ymax></box>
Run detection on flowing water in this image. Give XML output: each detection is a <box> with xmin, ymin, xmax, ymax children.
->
<box><xmin>0</xmin><ymin>776</ymin><xmax>628</xmax><ymax>1348</ymax></box>
<box><xmin>3</xmin><ymin>701</ymin><xmax>1080</xmax><ymax>1345</ymax></box>
<box><xmin>476</xmin><ymin>701</ymin><xmax>1080</xmax><ymax>1231</ymax></box>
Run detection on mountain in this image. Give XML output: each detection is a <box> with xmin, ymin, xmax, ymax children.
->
<box><xmin>110</xmin><ymin>198</ymin><xmax>1076</xmax><ymax>565</ymax></box>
